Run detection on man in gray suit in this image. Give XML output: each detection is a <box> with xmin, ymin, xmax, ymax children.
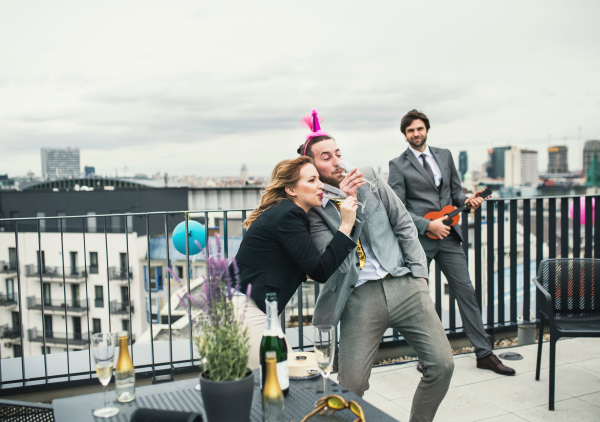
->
<box><xmin>297</xmin><ymin>136</ymin><xmax>454</xmax><ymax>422</ymax></box>
<box><xmin>388</xmin><ymin>109</ymin><xmax>515</xmax><ymax>376</ymax></box>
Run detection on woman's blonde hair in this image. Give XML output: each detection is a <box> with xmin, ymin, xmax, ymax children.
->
<box><xmin>243</xmin><ymin>156</ymin><xmax>314</xmax><ymax>228</ymax></box>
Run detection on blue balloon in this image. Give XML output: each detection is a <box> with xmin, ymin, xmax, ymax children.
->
<box><xmin>173</xmin><ymin>220</ymin><xmax>206</xmax><ymax>255</ymax></box>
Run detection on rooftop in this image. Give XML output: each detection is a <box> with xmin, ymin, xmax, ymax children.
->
<box><xmin>332</xmin><ymin>337</ymin><xmax>600</xmax><ymax>422</ymax></box>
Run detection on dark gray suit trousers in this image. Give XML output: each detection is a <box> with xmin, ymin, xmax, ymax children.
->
<box><xmin>426</xmin><ymin>236</ymin><xmax>492</xmax><ymax>358</ymax></box>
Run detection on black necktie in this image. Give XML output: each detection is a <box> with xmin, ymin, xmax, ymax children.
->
<box><xmin>420</xmin><ymin>154</ymin><xmax>436</xmax><ymax>185</ymax></box>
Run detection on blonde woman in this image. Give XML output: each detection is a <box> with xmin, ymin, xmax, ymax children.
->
<box><xmin>233</xmin><ymin>156</ymin><xmax>358</xmax><ymax>369</ymax></box>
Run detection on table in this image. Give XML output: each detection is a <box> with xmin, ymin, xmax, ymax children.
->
<box><xmin>53</xmin><ymin>372</ymin><xmax>398</xmax><ymax>422</ymax></box>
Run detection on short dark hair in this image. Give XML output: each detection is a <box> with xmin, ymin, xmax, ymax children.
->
<box><xmin>400</xmin><ymin>110</ymin><xmax>430</xmax><ymax>135</ymax></box>
<box><xmin>296</xmin><ymin>135</ymin><xmax>335</xmax><ymax>159</ymax></box>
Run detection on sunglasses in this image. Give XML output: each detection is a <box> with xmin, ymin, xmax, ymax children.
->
<box><xmin>300</xmin><ymin>395</ymin><xmax>365</xmax><ymax>422</ymax></box>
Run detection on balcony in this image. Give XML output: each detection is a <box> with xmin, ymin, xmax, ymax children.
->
<box><xmin>0</xmin><ymin>261</ymin><xmax>17</xmax><ymax>275</ymax></box>
<box><xmin>109</xmin><ymin>266</ymin><xmax>133</xmax><ymax>283</ymax></box>
<box><xmin>26</xmin><ymin>296</ymin><xmax>88</xmax><ymax>314</ymax></box>
<box><xmin>24</xmin><ymin>265</ymin><xmax>87</xmax><ymax>282</ymax></box>
<box><xmin>0</xmin><ymin>324</ymin><xmax>21</xmax><ymax>340</ymax></box>
<box><xmin>27</xmin><ymin>328</ymin><xmax>89</xmax><ymax>347</ymax></box>
<box><xmin>110</xmin><ymin>300</ymin><xmax>134</xmax><ymax>315</ymax></box>
<box><xmin>0</xmin><ymin>293</ymin><xmax>17</xmax><ymax>307</ymax></box>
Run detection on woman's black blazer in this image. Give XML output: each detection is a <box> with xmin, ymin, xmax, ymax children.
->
<box><xmin>233</xmin><ymin>199</ymin><xmax>356</xmax><ymax>314</ymax></box>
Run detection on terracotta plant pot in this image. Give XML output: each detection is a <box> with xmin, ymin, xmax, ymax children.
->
<box><xmin>199</xmin><ymin>370</ymin><xmax>254</xmax><ymax>422</ymax></box>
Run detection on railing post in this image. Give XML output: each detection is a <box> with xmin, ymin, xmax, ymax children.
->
<box><xmin>523</xmin><ymin>200</ymin><xmax>531</xmax><ymax>322</ymax></box>
<box><xmin>486</xmin><ymin>200</ymin><xmax>495</xmax><ymax>331</ymax></box>
<box><xmin>474</xmin><ymin>207</ymin><xmax>482</xmax><ymax>312</ymax></box>
<box><xmin>435</xmin><ymin>262</ymin><xmax>442</xmax><ymax>320</ymax></box>
<box><xmin>595</xmin><ymin>195</ymin><xmax>600</xmax><ymax>259</ymax></box>
<box><xmin>104</xmin><ymin>217</ymin><xmax>112</xmax><ymax>332</ymax></box>
<box><xmin>298</xmin><ymin>284</ymin><xmax>304</xmax><ymax>351</ymax></box>
<box><xmin>536</xmin><ymin>198</ymin><xmax>544</xmax><ymax>321</ymax></box>
<box><xmin>59</xmin><ymin>218</ymin><xmax>71</xmax><ymax>380</ymax></box>
<box><xmin>510</xmin><ymin>200</ymin><xmax>517</xmax><ymax>325</ymax></box>
<box><xmin>37</xmin><ymin>220</ymin><xmax>48</xmax><ymax>382</ymax></box>
<box><xmin>147</xmin><ymin>214</ymin><xmax>155</xmax><ymax>376</ymax></box>
<box><xmin>497</xmin><ymin>201</ymin><xmax>505</xmax><ymax>326</ymax></box>
<box><xmin>125</xmin><ymin>215</ymin><xmax>134</xmax><ymax>366</ymax></box>
<box><xmin>548</xmin><ymin>199</ymin><xmax>556</xmax><ymax>259</ymax></box>
<box><xmin>585</xmin><ymin>196</ymin><xmax>593</xmax><ymax>258</ymax></box>
<box><xmin>14</xmin><ymin>221</ymin><xmax>26</xmax><ymax>385</ymax></box>
<box><xmin>164</xmin><ymin>214</ymin><xmax>173</xmax><ymax>376</ymax></box>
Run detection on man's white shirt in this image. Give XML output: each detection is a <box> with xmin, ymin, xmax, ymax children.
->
<box><xmin>408</xmin><ymin>144</ymin><xmax>442</xmax><ymax>187</ymax></box>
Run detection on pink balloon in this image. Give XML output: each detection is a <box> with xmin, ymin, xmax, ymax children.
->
<box><xmin>568</xmin><ymin>196</ymin><xmax>595</xmax><ymax>225</ymax></box>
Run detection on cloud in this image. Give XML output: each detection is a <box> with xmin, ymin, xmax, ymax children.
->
<box><xmin>0</xmin><ymin>0</ymin><xmax>599</xmax><ymax>177</ymax></box>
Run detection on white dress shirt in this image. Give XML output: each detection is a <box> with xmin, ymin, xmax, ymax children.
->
<box><xmin>408</xmin><ymin>144</ymin><xmax>442</xmax><ymax>187</ymax></box>
<box><xmin>322</xmin><ymin>198</ymin><xmax>389</xmax><ymax>288</ymax></box>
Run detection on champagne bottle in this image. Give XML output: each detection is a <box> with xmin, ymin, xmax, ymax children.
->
<box><xmin>259</xmin><ymin>293</ymin><xmax>289</xmax><ymax>396</ymax></box>
<box><xmin>262</xmin><ymin>351</ymin><xmax>284</xmax><ymax>422</ymax></box>
<box><xmin>115</xmin><ymin>331</ymin><xmax>135</xmax><ymax>403</ymax></box>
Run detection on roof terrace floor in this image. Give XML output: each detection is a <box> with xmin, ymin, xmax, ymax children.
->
<box><xmin>331</xmin><ymin>337</ymin><xmax>600</xmax><ymax>421</ymax></box>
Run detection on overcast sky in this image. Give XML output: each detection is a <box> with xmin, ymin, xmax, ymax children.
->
<box><xmin>1</xmin><ymin>1</ymin><xmax>599</xmax><ymax>178</ymax></box>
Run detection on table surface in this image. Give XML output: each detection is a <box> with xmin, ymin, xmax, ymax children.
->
<box><xmin>53</xmin><ymin>371</ymin><xmax>398</xmax><ymax>422</ymax></box>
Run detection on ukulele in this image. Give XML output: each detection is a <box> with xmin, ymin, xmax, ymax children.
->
<box><xmin>423</xmin><ymin>188</ymin><xmax>492</xmax><ymax>240</ymax></box>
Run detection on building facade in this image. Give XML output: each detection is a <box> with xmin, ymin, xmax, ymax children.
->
<box><xmin>547</xmin><ymin>146</ymin><xmax>568</xmax><ymax>174</ymax></box>
<box><xmin>504</xmin><ymin>148</ymin><xmax>538</xmax><ymax>187</ymax></box>
<box><xmin>583</xmin><ymin>140</ymin><xmax>600</xmax><ymax>178</ymax></box>
<box><xmin>488</xmin><ymin>146</ymin><xmax>512</xmax><ymax>179</ymax></box>
<box><xmin>41</xmin><ymin>148</ymin><xmax>80</xmax><ymax>180</ymax></box>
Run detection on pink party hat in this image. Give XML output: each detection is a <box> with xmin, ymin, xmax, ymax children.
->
<box><xmin>300</xmin><ymin>109</ymin><xmax>328</xmax><ymax>155</ymax></box>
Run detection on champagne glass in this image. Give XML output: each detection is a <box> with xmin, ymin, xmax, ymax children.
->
<box><xmin>92</xmin><ymin>332</ymin><xmax>119</xmax><ymax>418</ymax></box>
<box><xmin>335</xmin><ymin>160</ymin><xmax>379</xmax><ymax>192</ymax></box>
<box><xmin>322</xmin><ymin>183</ymin><xmax>368</xmax><ymax>223</ymax></box>
<box><xmin>192</xmin><ymin>313</ymin><xmax>210</xmax><ymax>391</ymax></box>
<box><xmin>313</xmin><ymin>325</ymin><xmax>335</xmax><ymax>396</ymax></box>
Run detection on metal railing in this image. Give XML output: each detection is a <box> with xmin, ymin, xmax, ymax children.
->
<box><xmin>0</xmin><ymin>194</ymin><xmax>598</xmax><ymax>395</ymax></box>
<box><xmin>0</xmin><ymin>294</ymin><xmax>16</xmax><ymax>307</ymax></box>
<box><xmin>26</xmin><ymin>297</ymin><xmax>88</xmax><ymax>313</ymax></box>
<box><xmin>24</xmin><ymin>265</ymin><xmax>87</xmax><ymax>280</ymax></box>
<box><xmin>109</xmin><ymin>267</ymin><xmax>132</xmax><ymax>280</ymax></box>
<box><xmin>0</xmin><ymin>325</ymin><xmax>21</xmax><ymax>340</ymax></box>
<box><xmin>110</xmin><ymin>300</ymin><xmax>134</xmax><ymax>315</ymax></box>
<box><xmin>27</xmin><ymin>328</ymin><xmax>89</xmax><ymax>347</ymax></box>
<box><xmin>0</xmin><ymin>261</ymin><xmax>17</xmax><ymax>274</ymax></box>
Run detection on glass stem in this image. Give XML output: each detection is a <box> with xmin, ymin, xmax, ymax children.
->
<box><xmin>103</xmin><ymin>385</ymin><xmax>107</xmax><ymax>408</ymax></box>
<box><xmin>323</xmin><ymin>375</ymin><xmax>327</xmax><ymax>395</ymax></box>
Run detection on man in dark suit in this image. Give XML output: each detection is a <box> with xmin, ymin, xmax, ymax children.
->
<box><xmin>388</xmin><ymin>109</ymin><xmax>515</xmax><ymax>376</ymax></box>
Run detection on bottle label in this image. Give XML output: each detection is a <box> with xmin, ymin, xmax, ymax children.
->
<box><xmin>276</xmin><ymin>361</ymin><xmax>289</xmax><ymax>390</ymax></box>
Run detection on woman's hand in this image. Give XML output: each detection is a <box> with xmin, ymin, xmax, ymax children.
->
<box><xmin>338</xmin><ymin>196</ymin><xmax>358</xmax><ymax>236</ymax></box>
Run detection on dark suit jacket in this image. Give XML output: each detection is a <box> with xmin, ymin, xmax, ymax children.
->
<box><xmin>388</xmin><ymin>146</ymin><xmax>467</xmax><ymax>257</ymax></box>
<box><xmin>234</xmin><ymin>199</ymin><xmax>356</xmax><ymax>314</ymax></box>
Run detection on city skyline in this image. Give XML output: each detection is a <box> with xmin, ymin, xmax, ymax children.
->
<box><xmin>1</xmin><ymin>1</ymin><xmax>599</xmax><ymax>178</ymax></box>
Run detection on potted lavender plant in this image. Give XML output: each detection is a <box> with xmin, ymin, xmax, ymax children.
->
<box><xmin>171</xmin><ymin>236</ymin><xmax>253</xmax><ymax>422</ymax></box>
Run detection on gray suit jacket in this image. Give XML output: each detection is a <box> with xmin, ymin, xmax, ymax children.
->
<box><xmin>388</xmin><ymin>146</ymin><xmax>467</xmax><ymax>257</ymax></box>
<box><xmin>308</xmin><ymin>167</ymin><xmax>428</xmax><ymax>327</ymax></box>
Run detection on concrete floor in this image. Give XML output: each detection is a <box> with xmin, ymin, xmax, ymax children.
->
<box><xmin>331</xmin><ymin>337</ymin><xmax>600</xmax><ymax>421</ymax></box>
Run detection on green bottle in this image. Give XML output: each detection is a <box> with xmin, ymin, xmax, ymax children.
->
<box><xmin>259</xmin><ymin>293</ymin><xmax>289</xmax><ymax>396</ymax></box>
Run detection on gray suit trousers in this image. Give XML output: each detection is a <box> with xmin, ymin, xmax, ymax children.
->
<box><xmin>338</xmin><ymin>275</ymin><xmax>454</xmax><ymax>422</ymax></box>
<box><xmin>427</xmin><ymin>237</ymin><xmax>492</xmax><ymax>358</ymax></box>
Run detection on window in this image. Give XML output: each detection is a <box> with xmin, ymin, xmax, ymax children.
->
<box><xmin>70</xmin><ymin>252</ymin><xmax>78</xmax><ymax>275</ymax></box>
<box><xmin>119</xmin><ymin>253</ymin><xmax>127</xmax><ymax>274</ymax></box>
<box><xmin>72</xmin><ymin>317</ymin><xmax>82</xmax><ymax>340</ymax></box>
<box><xmin>95</xmin><ymin>286</ymin><xmax>104</xmax><ymax>307</ymax></box>
<box><xmin>144</xmin><ymin>266</ymin><xmax>163</xmax><ymax>292</ymax></box>
<box><xmin>36</xmin><ymin>212</ymin><xmax>45</xmax><ymax>232</ymax></box>
<box><xmin>41</xmin><ymin>346</ymin><xmax>50</xmax><ymax>355</ymax></box>
<box><xmin>110</xmin><ymin>211</ymin><xmax>122</xmax><ymax>233</ymax></box>
<box><xmin>146</xmin><ymin>297</ymin><xmax>160</xmax><ymax>323</ymax></box>
<box><xmin>89</xmin><ymin>252</ymin><xmax>98</xmax><ymax>274</ymax></box>
<box><xmin>11</xmin><ymin>311</ymin><xmax>19</xmax><ymax>330</ymax></box>
<box><xmin>8</xmin><ymin>247</ymin><xmax>16</xmax><ymax>270</ymax></box>
<box><xmin>13</xmin><ymin>344</ymin><xmax>22</xmax><ymax>358</ymax></box>
<box><xmin>37</xmin><ymin>250</ymin><xmax>46</xmax><ymax>273</ymax></box>
<box><xmin>43</xmin><ymin>283</ymin><xmax>51</xmax><ymax>306</ymax></box>
<box><xmin>87</xmin><ymin>212</ymin><xmax>97</xmax><ymax>233</ymax></box>
<box><xmin>93</xmin><ymin>318</ymin><xmax>102</xmax><ymax>333</ymax></box>
<box><xmin>121</xmin><ymin>319</ymin><xmax>129</xmax><ymax>333</ymax></box>
<box><xmin>6</xmin><ymin>279</ymin><xmax>14</xmax><ymax>301</ymax></box>
<box><xmin>71</xmin><ymin>284</ymin><xmax>80</xmax><ymax>307</ymax></box>
<box><xmin>177</xmin><ymin>266</ymin><xmax>184</xmax><ymax>279</ymax></box>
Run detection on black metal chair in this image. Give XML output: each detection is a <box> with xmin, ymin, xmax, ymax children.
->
<box><xmin>0</xmin><ymin>398</ymin><xmax>54</xmax><ymax>421</ymax></box>
<box><xmin>533</xmin><ymin>258</ymin><xmax>600</xmax><ymax>410</ymax></box>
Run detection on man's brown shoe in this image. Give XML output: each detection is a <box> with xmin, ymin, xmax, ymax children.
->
<box><xmin>476</xmin><ymin>353</ymin><xmax>516</xmax><ymax>376</ymax></box>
